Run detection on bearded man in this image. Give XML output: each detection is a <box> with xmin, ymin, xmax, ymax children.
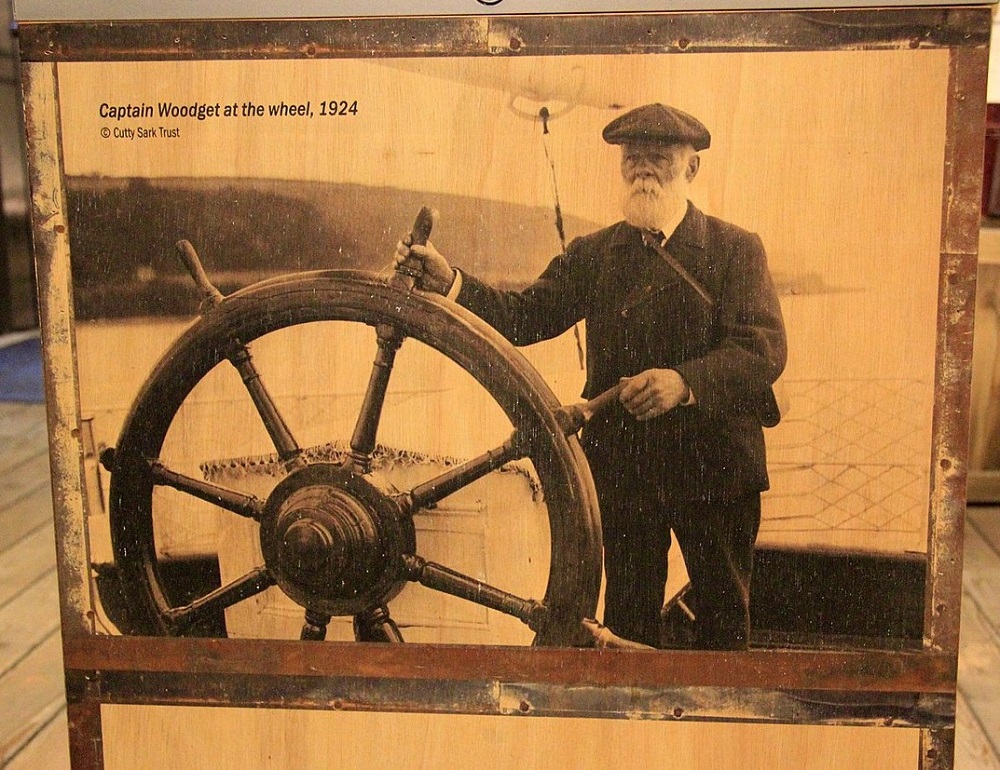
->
<box><xmin>397</xmin><ymin>103</ymin><xmax>787</xmax><ymax>649</ymax></box>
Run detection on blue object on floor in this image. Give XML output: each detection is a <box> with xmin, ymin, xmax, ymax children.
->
<box><xmin>0</xmin><ymin>337</ymin><xmax>44</xmax><ymax>403</ymax></box>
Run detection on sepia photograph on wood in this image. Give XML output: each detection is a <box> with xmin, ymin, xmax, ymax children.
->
<box><xmin>55</xmin><ymin>44</ymin><xmax>950</xmax><ymax>649</ymax></box>
<box><xmin>16</xmin><ymin>7</ymin><xmax>990</xmax><ymax>768</ymax></box>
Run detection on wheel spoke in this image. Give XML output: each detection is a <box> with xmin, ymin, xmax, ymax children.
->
<box><xmin>394</xmin><ymin>431</ymin><xmax>527</xmax><ymax>515</ymax></box>
<box><xmin>348</xmin><ymin>324</ymin><xmax>404</xmax><ymax>472</ymax></box>
<box><xmin>402</xmin><ymin>554</ymin><xmax>548</xmax><ymax>631</ymax></box>
<box><xmin>147</xmin><ymin>459</ymin><xmax>265</xmax><ymax>520</ymax></box>
<box><xmin>228</xmin><ymin>342</ymin><xmax>301</xmax><ymax>462</ymax></box>
<box><xmin>353</xmin><ymin>605</ymin><xmax>404</xmax><ymax>642</ymax></box>
<box><xmin>105</xmin><ymin>268</ymin><xmax>602</xmax><ymax>644</ymax></box>
<box><xmin>165</xmin><ymin>566</ymin><xmax>275</xmax><ymax>631</ymax></box>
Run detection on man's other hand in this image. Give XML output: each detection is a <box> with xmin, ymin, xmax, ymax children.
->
<box><xmin>619</xmin><ymin>369</ymin><xmax>691</xmax><ymax>421</ymax></box>
<box><xmin>394</xmin><ymin>237</ymin><xmax>455</xmax><ymax>295</ymax></box>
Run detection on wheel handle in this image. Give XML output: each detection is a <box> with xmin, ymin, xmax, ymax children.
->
<box><xmin>392</xmin><ymin>206</ymin><xmax>438</xmax><ymax>291</ymax></box>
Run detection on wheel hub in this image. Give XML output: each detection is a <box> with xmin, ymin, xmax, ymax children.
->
<box><xmin>259</xmin><ymin>463</ymin><xmax>415</xmax><ymax>616</ymax></box>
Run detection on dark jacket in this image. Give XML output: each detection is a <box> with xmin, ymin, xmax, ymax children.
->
<box><xmin>457</xmin><ymin>203</ymin><xmax>787</xmax><ymax>502</ymax></box>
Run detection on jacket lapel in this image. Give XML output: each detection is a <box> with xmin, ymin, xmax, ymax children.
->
<box><xmin>608</xmin><ymin>205</ymin><xmax>713</xmax><ymax>312</ymax></box>
<box><xmin>664</xmin><ymin>202</ymin><xmax>707</xmax><ymax>271</ymax></box>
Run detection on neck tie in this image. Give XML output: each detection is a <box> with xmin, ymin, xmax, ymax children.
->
<box><xmin>641</xmin><ymin>229</ymin><xmax>667</xmax><ymax>248</ymax></box>
<box><xmin>639</xmin><ymin>229</ymin><xmax>715</xmax><ymax>308</ymax></box>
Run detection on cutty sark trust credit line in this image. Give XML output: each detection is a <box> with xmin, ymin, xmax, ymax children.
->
<box><xmin>102</xmin><ymin>125</ymin><xmax>181</xmax><ymax>139</ymax></box>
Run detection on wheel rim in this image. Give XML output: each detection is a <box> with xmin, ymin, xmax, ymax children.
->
<box><xmin>107</xmin><ymin>270</ymin><xmax>601</xmax><ymax>646</ymax></box>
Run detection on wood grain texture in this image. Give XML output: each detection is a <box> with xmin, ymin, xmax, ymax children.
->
<box><xmin>924</xmin><ymin>42</ymin><xmax>991</xmax><ymax>656</ymax></box>
<box><xmin>0</xmin><ymin>484</ymin><xmax>54</xmax><ymax>555</ymax></box>
<box><xmin>0</xmin><ymin>632</ymin><xmax>68</xmax><ymax>765</ymax></box>
<box><xmin>0</xmin><ymin>573</ymin><xmax>61</xmax><ymax>675</ymax></box>
<box><xmin>100</xmin><ymin>704</ymin><xmax>921</xmax><ymax>770</ymax></box>
<box><xmin>0</xmin><ymin>452</ymin><xmax>51</xmax><ymax>511</ymax></box>
<box><xmin>62</xmin><ymin>635</ymin><xmax>958</xmax><ymax>694</ymax></box>
<box><xmin>59</xmin><ymin>48</ymin><xmax>953</xmax><ymax>560</ymax></box>
<box><xmin>956</xmin><ymin>691</ymin><xmax>1000</xmax><ymax>770</ymax></box>
<box><xmin>4</xmin><ymin>708</ymin><xmax>71</xmax><ymax>770</ymax></box>
<box><xmin>0</xmin><ymin>522</ymin><xmax>57</xmax><ymax>607</ymax></box>
<box><xmin>956</xmin><ymin>516</ymin><xmax>1000</xmax><ymax>764</ymax></box>
<box><xmin>0</xmin><ymin>416</ymin><xmax>995</xmax><ymax>767</ymax></box>
<box><xmin>23</xmin><ymin>60</ymin><xmax>95</xmax><ymax>640</ymax></box>
<box><xmin>0</xmin><ymin>403</ymin><xmax>50</xmax><ymax>474</ymax></box>
<box><xmin>962</xmin><ymin>518</ymin><xmax>1000</xmax><ymax>624</ymax></box>
<box><xmin>14</xmin><ymin>10</ymin><xmax>991</xmax><ymax>62</ymax></box>
<box><xmin>969</xmin><ymin>505</ymin><xmax>1000</xmax><ymax>554</ymax></box>
<box><xmin>18</xmin><ymin>7</ymin><xmax>994</xmax><ymax>768</ymax></box>
<box><xmin>4</xmin><ymin>710</ymin><xmax>71</xmax><ymax>770</ymax></box>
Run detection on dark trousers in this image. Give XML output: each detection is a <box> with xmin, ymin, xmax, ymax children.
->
<box><xmin>598</xmin><ymin>482</ymin><xmax>761</xmax><ymax>650</ymax></box>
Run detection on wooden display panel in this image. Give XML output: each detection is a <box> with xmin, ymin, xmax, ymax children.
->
<box><xmin>18</xmin><ymin>8</ymin><xmax>988</xmax><ymax>769</ymax></box>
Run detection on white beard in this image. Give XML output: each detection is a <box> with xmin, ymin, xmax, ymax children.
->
<box><xmin>621</xmin><ymin>176</ymin><xmax>689</xmax><ymax>233</ymax></box>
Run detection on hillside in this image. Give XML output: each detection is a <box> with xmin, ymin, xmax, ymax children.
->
<box><xmin>66</xmin><ymin>176</ymin><xmax>596</xmax><ymax>319</ymax></box>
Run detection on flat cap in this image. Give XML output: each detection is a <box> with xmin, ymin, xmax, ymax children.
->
<box><xmin>602</xmin><ymin>103</ymin><xmax>711</xmax><ymax>151</ymax></box>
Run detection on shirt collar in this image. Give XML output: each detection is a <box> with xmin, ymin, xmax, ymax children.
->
<box><xmin>610</xmin><ymin>201</ymin><xmax>706</xmax><ymax>249</ymax></box>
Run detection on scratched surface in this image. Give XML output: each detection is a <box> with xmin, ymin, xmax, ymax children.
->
<box><xmin>19</xmin><ymin>9</ymin><xmax>989</xmax><ymax>769</ymax></box>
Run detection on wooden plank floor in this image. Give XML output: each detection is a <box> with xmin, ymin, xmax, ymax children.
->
<box><xmin>0</xmin><ymin>399</ymin><xmax>998</xmax><ymax>769</ymax></box>
<box><xmin>0</xmin><ymin>402</ymin><xmax>69</xmax><ymax>770</ymax></box>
